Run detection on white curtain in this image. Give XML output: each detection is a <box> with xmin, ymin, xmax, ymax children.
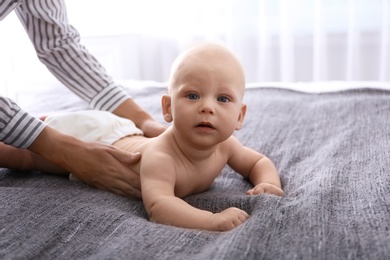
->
<box><xmin>1</xmin><ymin>0</ymin><xmax>389</xmax><ymax>95</ymax></box>
<box><xmin>69</xmin><ymin>0</ymin><xmax>390</xmax><ymax>82</ymax></box>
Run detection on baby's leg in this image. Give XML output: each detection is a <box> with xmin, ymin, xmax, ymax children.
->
<box><xmin>0</xmin><ymin>142</ymin><xmax>66</xmax><ymax>174</ymax></box>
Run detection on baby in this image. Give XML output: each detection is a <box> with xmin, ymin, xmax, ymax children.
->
<box><xmin>14</xmin><ymin>43</ymin><xmax>285</xmax><ymax>231</ymax></box>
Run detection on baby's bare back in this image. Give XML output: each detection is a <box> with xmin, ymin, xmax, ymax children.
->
<box><xmin>113</xmin><ymin>134</ymin><xmax>228</xmax><ymax>198</ymax></box>
<box><xmin>113</xmin><ymin>135</ymin><xmax>151</xmax><ymax>153</ymax></box>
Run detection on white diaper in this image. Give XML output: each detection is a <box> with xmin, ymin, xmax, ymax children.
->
<box><xmin>44</xmin><ymin>110</ymin><xmax>143</xmax><ymax>144</ymax></box>
<box><xmin>44</xmin><ymin>110</ymin><xmax>143</xmax><ymax>182</ymax></box>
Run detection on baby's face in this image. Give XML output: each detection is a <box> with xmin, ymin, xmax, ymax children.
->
<box><xmin>167</xmin><ymin>44</ymin><xmax>246</xmax><ymax>147</ymax></box>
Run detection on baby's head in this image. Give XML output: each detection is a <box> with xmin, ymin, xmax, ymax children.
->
<box><xmin>168</xmin><ymin>43</ymin><xmax>245</xmax><ymax>98</ymax></box>
<box><xmin>162</xmin><ymin>43</ymin><xmax>247</xmax><ymax>146</ymax></box>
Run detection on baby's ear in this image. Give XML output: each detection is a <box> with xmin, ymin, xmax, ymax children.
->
<box><xmin>235</xmin><ymin>104</ymin><xmax>247</xmax><ymax>130</ymax></box>
<box><xmin>161</xmin><ymin>94</ymin><xmax>173</xmax><ymax>122</ymax></box>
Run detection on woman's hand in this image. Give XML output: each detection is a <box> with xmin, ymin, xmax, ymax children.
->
<box><xmin>113</xmin><ymin>98</ymin><xmax>167</xmax><ymax>138</ymax></box>
<box><xmin>29</xmin><ymin>126</ymin><xmax>143</xmax><ymax>198</ymax></box>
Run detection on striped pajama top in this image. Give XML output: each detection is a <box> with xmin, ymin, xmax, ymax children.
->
<box><xmin>0</xmin><ymin>0</ymin><xmax>130</xmax><ymax>148</ymax></box>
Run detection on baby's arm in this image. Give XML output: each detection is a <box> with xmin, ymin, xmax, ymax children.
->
<box><xmin>140</xmin><ymin>154</ymin><xmax>249</xmax><ymax>231</ymax></box>
<box><xmin>226</xmin><ymin>137</ymin><xmax>284</xmax><ymax>196</ymax></box>
<box><xmin>244</xmin><ymin>156</ymin><xmax>284</xmax><ymax>196</ymax></box>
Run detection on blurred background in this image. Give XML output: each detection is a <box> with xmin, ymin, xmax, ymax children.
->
<box><xmin>0</xmin><ymin>0</ymin><xmax>389</xmax><ymax>98</ymax></box>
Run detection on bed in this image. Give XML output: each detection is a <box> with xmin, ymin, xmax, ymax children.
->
<box><xmin>1</xmin><ymin>81</ymin><xmax>390</xmax><ymax>259</ymax></box>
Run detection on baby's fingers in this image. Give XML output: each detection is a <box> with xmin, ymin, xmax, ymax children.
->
<box><xmin>247</xmin><ymin>183</ymin><xmax>285</xmax><ymax>196</ymax></box>
<box><xmin>213</xmin><ymin>207</ymin><xmax>249</xmax><ymax>231</ymax></box>
<box><xmin>238</xmin><ymin>209</ymin><xmax>250</xmax><ymax>222</ymax></box>
<box><xmin>246</xmin><ymin>188</ymin><xmax>255</xmax><ymax>195</ymax></box>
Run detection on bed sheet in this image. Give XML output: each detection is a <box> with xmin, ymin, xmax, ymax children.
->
<box><xmin>1</xmin><ymin>81</ymin><xmax>390</xmax><ymax>259</ymax></box>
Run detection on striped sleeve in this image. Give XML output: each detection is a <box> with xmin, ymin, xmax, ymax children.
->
<box><xmin>14</xmin><ymin>0</ymin><xmax>130</xmax><ymax>112</ymax></box>
<box><xmin>0</xmin><ymin>0</ymin><xmax>21</xmax><ymax>21</ymax></box>
<box><xmin>0</xmin><ymin>97</ymin><xmax>46</xmax><ymax>148</ymax></box>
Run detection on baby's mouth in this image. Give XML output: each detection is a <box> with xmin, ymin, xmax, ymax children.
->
<box><xmin>196</xmin><ymin>122</ymin><xmax>215</xmax><ymax>129</ymax></box>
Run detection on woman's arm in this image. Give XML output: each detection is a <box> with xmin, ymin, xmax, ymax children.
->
<box><xmin>29</xmin><ymin>126</ymin><xmax>143</xmax><ymax>198</ymax></box>
<box><xmin>0</xmin><ymin>96</ymin><xmax>144</xmax><ymax>198</ymax></box>
<box><xmin>15</xmin><ymin>0</ymin><xmax>128</xmax><ymax>112</ymax></box>
<box><xmin>15</xmin><ymin>1</ymin><xmax>165</xmax><ymax>137</ymax></box>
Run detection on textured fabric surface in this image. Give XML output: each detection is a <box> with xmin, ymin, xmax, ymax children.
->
<box><xmin>1</xmin><ymin>86</ymin><xmax>390</xmax><ymax>259</ymax></box>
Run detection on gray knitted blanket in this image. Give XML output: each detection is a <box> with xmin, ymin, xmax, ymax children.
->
<box><xmin>1</xmin><ymin>86</ymin><xmax>390</xmax><ymax>259</ymax></box>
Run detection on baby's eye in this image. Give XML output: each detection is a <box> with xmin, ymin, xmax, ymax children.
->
<box><xmin>217</xmin><ymin>96</ymin><xmax>230</xmax><ymax>103</ymax></box>
<box><xmin>187</xmin><ymin>93</ymin><xmax>199</xmax><ymax>100</ymax></box>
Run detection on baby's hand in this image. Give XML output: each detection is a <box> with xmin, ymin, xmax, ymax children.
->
<box><xmin>246</xmin><ymin>183</ymin><xmax>285</xmax><ymax>196</ymax></box>
<box><xmin>209</xmin><ymin>207</ymin><xmax>249</xmax><ymax>231</ymax></box>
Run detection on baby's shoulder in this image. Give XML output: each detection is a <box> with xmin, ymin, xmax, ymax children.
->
<box><xmin>142</xmin><ymin>140</ymin><xmax>176</xmax><ymax>162</ymax></box>
<box><xmin>140</xmin><ymin>145</ymin><xmax>178</xmax><ymax>177</ymax></box>
<box><xmin>217</xmin><ymin>136</ymin><xmax>246</xmax><ymax>158</ymax></box>
<box><xmin>219</xmin><ymin>135</ymin><xmax>242</xmax><ymax>149</ymax></box>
